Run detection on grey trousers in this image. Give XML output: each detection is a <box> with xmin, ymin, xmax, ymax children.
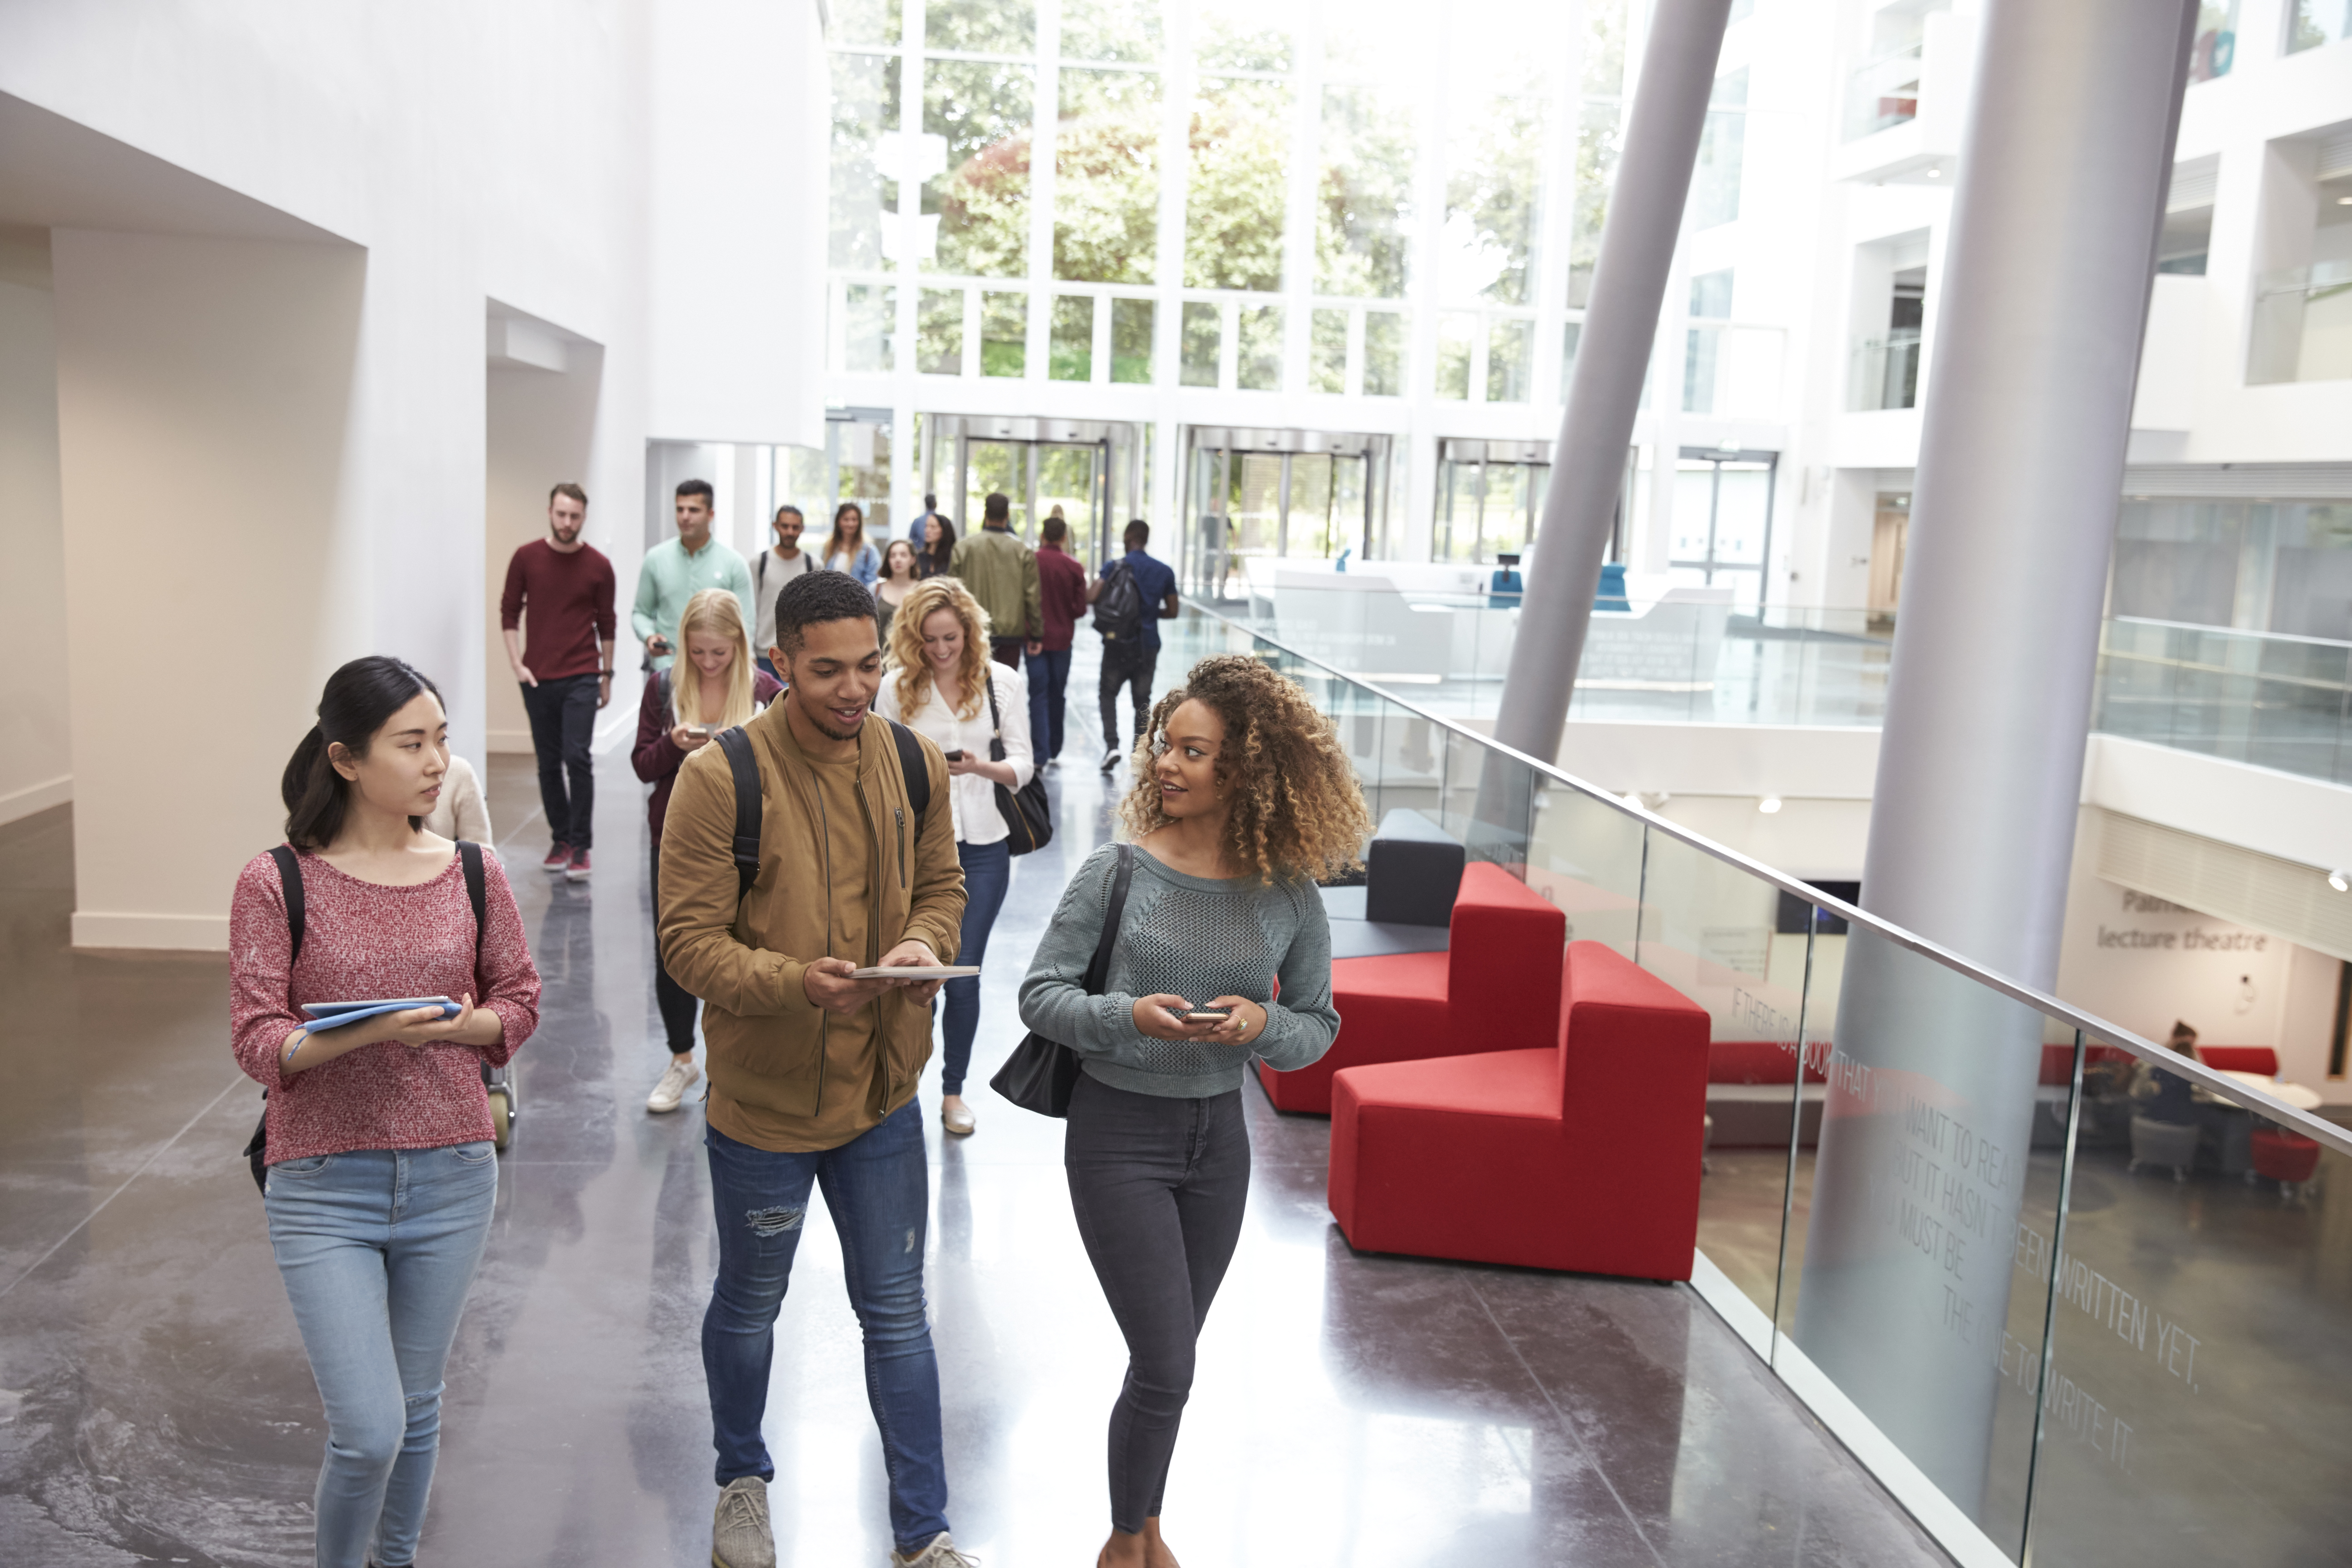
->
<box><xmin>1063</xmin><ymin>1072</ymin><xmax>1250</xmax><ymax>1535</ymax></box>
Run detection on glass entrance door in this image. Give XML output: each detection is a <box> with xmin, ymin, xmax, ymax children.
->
<box><xmin>1180</xmin><ymin>427</ymin><xmax>1392</xmax><ymax>598</ymax></box>
<box><xmin>921</xmin><ymin>415</ymin><xmax>1144</xmax><ymax>573</ymax></box>
<box><xmin>1434</xmin><ymin>439</ymin><xmax>1553</xmax><ymax>564</ymax></box>
<box><xmin>1669</xmin><ymin>446</ymin><xmax>1779</xmax><ymax>611</ymax></box>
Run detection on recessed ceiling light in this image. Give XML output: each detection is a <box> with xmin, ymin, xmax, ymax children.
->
<box><xmin>1759</xmin><ymin>796</ymin><xmax>1784</xmax><ymax>814</ymax></box>
<box><xmin>1926</xmin><ymin>167</ymin><xmax>1941</xmax><ymax>178</ymax></box>
<box><xmin>2331</xmin><ymin>868</ymin><xmax>2349</xmax><ymax>893</ymax></box>
<box><xmin>2337</xmin><ymin>195</ymin><xmax>2352</xmax><ymax>206</ymax></box>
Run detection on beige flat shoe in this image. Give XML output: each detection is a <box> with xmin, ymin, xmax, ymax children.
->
<box><xmin>941</xmin><ymin>1095</ymin><xmax>976</xmax><ymax>1136</ymax></box>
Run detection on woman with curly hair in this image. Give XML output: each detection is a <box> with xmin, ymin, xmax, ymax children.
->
<box><xmin>875</xmin><ymin>576</ymin><xmax>1033</xmax><ymax>1137</ymax></box>
<box><xmin>1017</xmin><ymin>654</ymin><xmax>1370</xmax><ymax>1568</ymax></box>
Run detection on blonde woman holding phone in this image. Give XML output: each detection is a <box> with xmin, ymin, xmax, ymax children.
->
<box><xmin>874</xmin><ymin>576</ymin><xmax>1033</xmax><ymax>1137</ymax></box>
<box><xmin>635</xmin><ymin>588</ymin><xmax>784</xmax><ymax>1113</ymax></box>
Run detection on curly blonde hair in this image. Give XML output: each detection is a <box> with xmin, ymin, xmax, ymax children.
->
<box><xmin>1117</xmin><ymin>654</ymin><xmax>1373</xmax><ymax>882</ymax></box>
<box><xmin>887</xmin><ymin>576</ymin><xmax>994</xmax><ymax>721</ymax></box>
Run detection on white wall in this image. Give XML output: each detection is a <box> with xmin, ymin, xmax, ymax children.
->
<box><xmin>0</xmin><ymin>0</ymin><xmax>823</xmax><ymax>948</ymax></box>
<box><xmin>0</xmin><ymin>234</ymin><xmax>68</xmax><ymax>825</ymax></box>
<box><xmin>649</xmin><ymin>0</ymin><xmax>827</xmax><ymax>447</ymax></box>
<box><xmin>53</xmin><ymin>230</ymin><xmax>369</xmax><ymax>949</ymax></box>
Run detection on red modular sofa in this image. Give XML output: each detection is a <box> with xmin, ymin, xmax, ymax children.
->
<box><xmin>1328</xmin><ymin>941</ymin><xmax>1712</xmax><ymax>1280</ymax></box>
<box><xmin>1259</xmin><ymin>862</ymin><xmax>1566</xmax><ymax>1115</ymax></box>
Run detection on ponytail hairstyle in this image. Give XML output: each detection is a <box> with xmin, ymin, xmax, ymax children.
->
<box><xmin>282</xmin><ymin>656</ymin><xmax>445</xmax><ymax>852</ymax></box>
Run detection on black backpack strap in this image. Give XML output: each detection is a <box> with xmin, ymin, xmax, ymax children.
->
<box><xmin>1082</xmin><ymin>845</ymin><xmax>1136</xmax><ymax>993</ymax></box>
<box><xmin>269</xmin><ymin>844</ymin><xmax>305</xmax><ymax>963</ymax></box>
<box><xmin>888</xmin><ymin>719</ymin><xmax>931</xmax><ymax>828</ymax></box>
<box><xmin>456</xmin><ymin>840</ymin><xmax>487</xmax><ymax>965</ymax></box>
<box><xmin>715</xmin><ymin>727</ymin><xmax>763</xmax><ymax>903</ymax></box>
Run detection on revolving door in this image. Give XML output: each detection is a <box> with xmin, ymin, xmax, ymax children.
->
<box><xmin>1179</xmin><ymin>426</ymin><xmax>1393</xmax><ymax>601</ymax></box>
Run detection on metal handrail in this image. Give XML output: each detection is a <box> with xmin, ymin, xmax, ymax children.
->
<box><xmin>2108</xmin><ymin>614</ymin><xmax>2352</xmax><ymax>653</ymax></box>
<box><xmin>1183</xmin><ymin>600</ymin><xmax>2352</xmax><ymax>1157</ymax></box>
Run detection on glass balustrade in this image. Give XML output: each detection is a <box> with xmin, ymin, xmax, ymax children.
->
<box><xmin>1214</xmin><ymin>586</ymin><xmax>2352</xmax><ymax>786</ymax></box>
<box><xmin>1844</xmin><ymin>44</ymin><xmax>1924</xmax><ymax>140</ymax></box>
<box><xmin>2093</xmin><ymin>617</ymin><xmax>2352</xmax><ymax>786</ymax></box>
<box><xmin>2247</xmin><ymin>260</ymin><xmax>2352</xmax><ymax>385</ymax></box>
<box><xmin>1161</xmin><ymin>600</ymin><xmax>2352</xmax><ymax>1568</ymax></box>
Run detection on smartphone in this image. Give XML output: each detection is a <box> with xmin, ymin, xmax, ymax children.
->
<box><xmin>942</xmin><ymin>749</ymin><xmax>966</xmax><ymax>762</ymax></box>
<box><xmin>650</xmin><ymin>635</ymin><xmax>673</xmax><ymax>654</ymax></box>
<box><xmin>1184</xmin><ymin>1007</ymin><xmax>1233</xmax><ymax>1020</ymax></box>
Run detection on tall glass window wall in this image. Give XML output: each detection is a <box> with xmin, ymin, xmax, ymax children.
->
<box><xmin>824</xmin><ymin>0</ymin><xmax>1636</xmax><ymax>408</ymax></box>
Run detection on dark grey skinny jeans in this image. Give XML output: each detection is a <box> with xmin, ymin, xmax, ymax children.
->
<box><xmin>1063</xmin><ymin>1071</ymin><xmax>1250</xmax><ymax>1535</ymax></box>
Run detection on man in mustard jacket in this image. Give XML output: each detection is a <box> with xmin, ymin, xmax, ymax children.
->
<box><xmin>658</xmin><ymin>571</ymin><xmax>973</xmax><ymax>1568</ymax></box>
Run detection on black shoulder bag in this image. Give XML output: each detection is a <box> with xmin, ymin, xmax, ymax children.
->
<box><xmin>984</xmin><ymin>670</ymin><xmax>1052</xmax><ymax>856</ymax></box>
<box><xmin>242</xmin><ymin>841</ymin><xmax>486</xmax><ymax>1193</ymax></box>
<box><xmin>991</xmin><ymin>844</ymin><xmax>1133</xmax><ymax>1117</ymax></box>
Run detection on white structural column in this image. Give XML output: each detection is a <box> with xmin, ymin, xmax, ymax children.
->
<box><xmin>1488</xmin><ymin>0</ymin><xmax>1735</xmax><ymax>769</ymax></box>
<box><xmin>1794</xmin><ymin>0</ymin><xmax>2200</xmax><ymax>1521</ymax></box>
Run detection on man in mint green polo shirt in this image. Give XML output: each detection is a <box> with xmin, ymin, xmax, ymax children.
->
<box><xmin>633</xmin><ymin>478</ymin><xmax>755</xmax><ymax>672</ymax></box>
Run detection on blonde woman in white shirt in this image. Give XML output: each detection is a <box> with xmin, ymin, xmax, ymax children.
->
<box><xmin>875</xmin><ymin>576</ymin><xmax>1034</xmax><ymax>1136</ymax></box>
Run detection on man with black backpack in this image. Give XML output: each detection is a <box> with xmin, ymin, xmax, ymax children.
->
<box><xmin>656</xmin><ymin>571</ymin><xmax>975</xmax><ymax>1568</ymax></box>
<box><xmin>1090</xmin><ymin>518</ymin><xmax>1180</xmax><ymax>772</ymax></box>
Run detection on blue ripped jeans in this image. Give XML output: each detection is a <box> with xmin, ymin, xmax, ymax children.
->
<box><xmin>702</xmin><ymin>1104</ymin><xmax>949</xmax><ymax>1552</ymax></box>
<box><xmin>264</xmin><ymin>1143</ymin><xmax>500</xmax><ymax>1568</ymax></box>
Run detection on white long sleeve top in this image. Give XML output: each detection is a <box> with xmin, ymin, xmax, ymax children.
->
<box><xmin>875</xmin><ymin>660</ymin><xmax>1034</xmax><ymax>846</ymax></box>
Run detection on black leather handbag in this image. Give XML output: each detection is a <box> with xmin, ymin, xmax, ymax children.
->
<box><xmin>990</xmin><ymin>844</ymin><xmax>1132</xmax><ymax>1117</ymax></box>
<box><xmin>984</xmin><ymin>671</ymin><xmax>1053</xmax><ymax>856</ymax></box>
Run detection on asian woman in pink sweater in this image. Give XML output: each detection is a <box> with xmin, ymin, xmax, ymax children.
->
<box><xmin>230</xmin><ymin>657</ymin><xmax>540</xmax><ymax>1568</ymax></box>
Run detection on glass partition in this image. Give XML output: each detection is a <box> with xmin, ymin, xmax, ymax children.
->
<box><xmin>1171</xmin><ymin>599</ymin><xmax>2352</xmax><ymax>1568</ymax></box>
<box><xmin>1638</xmin><ymin>825</ymin><xmax>1810</xmax><ymax>1348</ymax></box>
<box><xmin>2024</xmin><ymin>1048</ymin><xmax>2352</xmax><ymax>1566</ymax></box>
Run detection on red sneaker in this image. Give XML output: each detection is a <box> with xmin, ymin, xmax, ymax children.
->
<box><xmin>541</xmin><ymin>841</ymin><xmax>571</xmax><ymax>872</ymax></box>
<box><xmin>565</xmin><ymin>847</ymin><xmax>592</xmax><ymax>882</ymax></box>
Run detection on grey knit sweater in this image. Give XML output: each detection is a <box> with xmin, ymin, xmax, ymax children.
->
<box><xmin>1016</xmin><ymin>843</ymin><xmax>1340</xmax><ymax>1098</ymax></box>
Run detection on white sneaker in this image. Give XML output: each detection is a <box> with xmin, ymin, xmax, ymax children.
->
<box><xmin>647</xmin><ymin>1057</ymin><xmax>699</xmax><ymax>1113</ymax></box>
<box><xmin>891</xmin><ymin>1533</ymin><xmax>979</xmax><ymax>1568</ymax></box>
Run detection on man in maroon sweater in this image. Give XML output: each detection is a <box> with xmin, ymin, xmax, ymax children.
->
<box><xmin>500</xmin><ymin>483</ymin><xmax>617</xmax><ymax>881</ymax></box>
<box><xmin>1024</xmin><ymin>513</ymin><xmax>1091</xmax><ymax>765</ymax></box>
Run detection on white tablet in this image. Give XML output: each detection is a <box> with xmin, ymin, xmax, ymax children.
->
<box><xmin>849</xmin><ymin>965</ymin><xmax>981</xmax><ymax>979</ymax></box>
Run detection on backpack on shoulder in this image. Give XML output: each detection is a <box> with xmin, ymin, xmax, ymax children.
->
<box><xmin>241</xmin><ymin>841</ymin><xmax>491</xmax><ymax>1194</ymax></box>
<box><xmin>712</xmin><ymin>720</ymin><xmax>932</xmax><ymax>902</ymax></box>
<box><xmin>1092</xmin><ymin>561</ymin><xmax>1144</xmax><ymax>642</ymax></box>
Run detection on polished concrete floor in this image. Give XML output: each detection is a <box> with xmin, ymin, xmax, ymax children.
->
<box><xmin>0</xmin><ymin>653</ymin><xmax>1955</xmax><ymax>1567</ymax></box>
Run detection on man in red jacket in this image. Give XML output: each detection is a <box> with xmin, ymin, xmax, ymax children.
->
<box><xmin>500</xmin><ymin>482</ymin><xmax>617</xmax><ymax>881</ymax></box>
<box><xmin>1025</xmin><ymin>514</ymin><xmax>1091</xmax><ymax>765</ymax></box>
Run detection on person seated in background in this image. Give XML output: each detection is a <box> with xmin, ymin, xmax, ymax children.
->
<box><xmin>421</xmin><ymin>751</ymin><xmax>492</xmax><ymax>844</ymax></box>
<box><xmin>2131</xmin><ymin>1020</ymin><xmax>2201</xmax><ymax>1125</ymax></box>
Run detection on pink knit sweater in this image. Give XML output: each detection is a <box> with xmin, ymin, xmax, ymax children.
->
<box><xmin>230</xmin><ymin>847</ymin><xmax>541</xmax><ymax>1163</ymax></box>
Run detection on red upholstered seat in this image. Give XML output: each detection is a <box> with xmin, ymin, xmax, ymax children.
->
<box><xmin>2251</xmin><ymin>1127</ymin><xmax>2322</xmax><ymax>1186</ymax></box>
<box><xmin>1260</xmin><ymin>862</ymin><xmax>1565</xmax><ymax>1113</ymax></box>
<box><xmin>2199</xmin><ymin>1046</ymin><xmax>2278</xmax><ymax>1076</ymax></box>
<box><xmin>1328</xmin><ymin>941</ymin><xmax>1712</xmax><ymax>1280</ymax></box>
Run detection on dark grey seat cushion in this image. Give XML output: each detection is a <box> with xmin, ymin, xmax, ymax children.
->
<box><xmin>1319</xmin><ymin>886</ymin><xmax>1452</xmax><ymax>960</ymax></box>
<box><xmin>1364</xmin><ymin>808</ymin><xmax>1465</xmax><ymax>928</ymax></box>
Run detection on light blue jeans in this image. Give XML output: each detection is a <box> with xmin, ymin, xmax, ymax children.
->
<box><xmin>264</xmin><ymin>1144</ymin><xmax>499</xmax><ymax>1568</ymax></box>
